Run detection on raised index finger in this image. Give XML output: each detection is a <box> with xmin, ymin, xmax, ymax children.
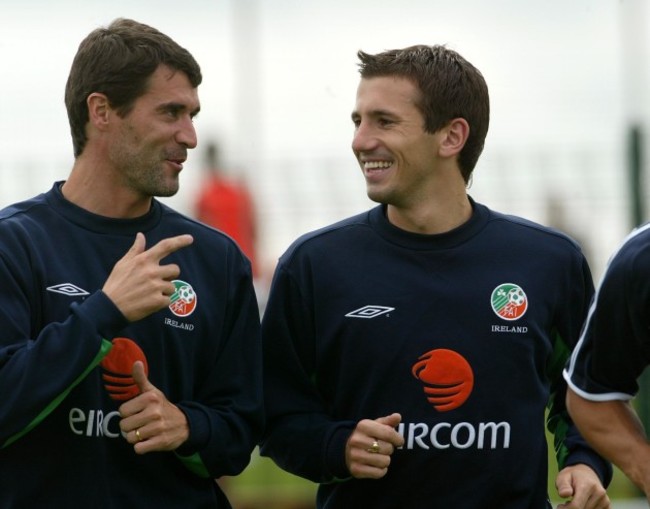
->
<box><xmin>145</xmin><ymin>234</ymin><xmax>194</xmax><ymax>262</ymax></box>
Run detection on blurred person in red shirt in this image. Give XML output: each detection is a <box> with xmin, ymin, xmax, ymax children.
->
<box><xmin>195</xmin><ymin>142</ymin><xmax>258</xmax><ymax>277</ymax></box>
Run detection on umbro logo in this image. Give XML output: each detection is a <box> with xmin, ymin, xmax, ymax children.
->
<box><xmin>345</xmin><ymin>305</ymin><xmax>394</xmax><ymax>319</ymax></box>
<box><xmin>46</xmin><ymin>283</ymin><xmax>89</xmax><ymax>297</ymax></box>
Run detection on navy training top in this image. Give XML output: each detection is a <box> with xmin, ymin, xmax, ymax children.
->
<box><xmin>261</xmin><ymin>199</ymin><xmax>611</xmax><ymax>509</ymax></box>
<box><xmin>0</xmin><ymin>182</ymin><xmax>263</xmax><ymax>508</ymax></box>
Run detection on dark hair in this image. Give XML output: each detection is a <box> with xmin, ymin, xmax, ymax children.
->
<box><xmin>65</xmin><ymin>18</ymin><xmax>202</xmax><ymax>157</ymax></box>
<box><xmin>357</xmin><ymin>45</ymin><xmax>489</xmax><ymax>183</ymax></box>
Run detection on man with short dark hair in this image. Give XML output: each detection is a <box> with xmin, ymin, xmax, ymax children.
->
<box><xmin>0</xmin><ymin>18</ymin><xmax>262</xmax><ymax>508</ymax></box>
<box><xmin>260</xmin><ymin>44</ymin><xmax>611</xmax><ymax>509</ymax></box>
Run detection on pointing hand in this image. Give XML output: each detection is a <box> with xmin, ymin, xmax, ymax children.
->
<box><xmin>103</xmin><ymin>232</ymin><xmax>194</xmax><ymax>322</ymax></box>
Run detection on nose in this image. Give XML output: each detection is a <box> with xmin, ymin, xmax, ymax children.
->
<box><xmin>351</xmin><ymin>121</ymin><xmax>377</xmax><ymax>154</ymax></box>
<box><xmin>176</xmin><ymin>116</ymin><xmax>198</xmax><ymax>149</ymax></box>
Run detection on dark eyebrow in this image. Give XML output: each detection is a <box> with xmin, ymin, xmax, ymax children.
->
<box><xmin>158</xmin><ymin>102</ymin><xmax>201</xmax><ymax>118</ymax></box>
<box><xmin>370</xmin><ymin>109</ymin><xmax>397</xmax><ymax>118</ymax></box>
<box><xmin>351</xmin><ymin>108</ymin><xmax>397</xmax><ymax>120</ymax></box>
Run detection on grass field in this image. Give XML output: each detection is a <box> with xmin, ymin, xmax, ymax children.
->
<box><xmin>220</xmin><ymin>449</ymin><xmax>317</xmax><ymax>509</ymax></box>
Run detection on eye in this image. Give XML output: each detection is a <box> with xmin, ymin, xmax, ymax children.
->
<box><xmin>378</xmin><ymin>117</ymin><xmax>394</xmax><ymax>127</ymax></box>
<box><xmin>162</xmin><ymin>107</ymin><xmax>180</xmax><ymax>119</ymax></box>
<box><xmin>159</xmin><ymin>103</ymin><xmax>191</xmax><ymax>120</ymax></box>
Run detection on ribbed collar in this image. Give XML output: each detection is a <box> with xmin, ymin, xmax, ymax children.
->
<box><xmin>368</xmin><ymin>196</ymin><xmax>490</xmax><ymax>251</ymax></box>
<box><xmin>45</xmin><ymin>181</ymin><xmax>163</xmax><ymax>235</ymax></box>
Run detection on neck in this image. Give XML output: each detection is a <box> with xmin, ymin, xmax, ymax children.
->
<box><xmin>387</xmin><ymin>187</ymin><xmax>472</xmax><ymax>235</ymax></box>
<box><xmin>62</xmin><ymin>157</ymin><xmax>152</xmax><ymax>219</ymax></box>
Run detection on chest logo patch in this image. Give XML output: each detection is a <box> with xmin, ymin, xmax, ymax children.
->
<box><xmin>46</xmin><ymin>283</ymin><xmax>89</xmax><ymax>297</ymax></box>
<box><xmin>169</xmin><ymin>280</ymin><xmax>197</xmax><ymax>317</ymax></box>
<box><xmin>412</xmin><ymin>349</ymin><xmax>474</xmax><ymax>412</ymax></box>
<box><xmin>490</xmin><ymin>283</ymin><xmax>528</xmax><ymax>321</ymax></box>
<box><xmin>345</xmin><ymin>305</ymin><xmax>394</xmax><ymax>318</ymax></box>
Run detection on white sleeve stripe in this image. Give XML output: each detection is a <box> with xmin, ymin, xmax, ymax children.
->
<box><xmin>565</xmin><ymin>222</ymin><xmax>650</xmax><ymax>380</ymax></box>
<box><xmin>562</xmin><ymin>369</ymin><xmax>635</xmax><ymax>402</ymax></box>
<box><xmin>564</xmin><ymin>292</ymin><xmax>598</xmax><ymax>379</ymax></box>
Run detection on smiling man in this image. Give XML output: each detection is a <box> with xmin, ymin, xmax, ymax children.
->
<box><xmin>0</xmin><ymin>18</ymin><xmax>262</xmax><ymax>508</ymax></box>
<box><xmin>259</xmin><ymin>45</ymin><xmax>611</xmax><ymax>509</ymax></box>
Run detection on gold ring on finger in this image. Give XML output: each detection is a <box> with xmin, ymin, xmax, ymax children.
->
<box><xmin>367</xmin><ymin>439</ymin><xmax>380</xmax><ymax>453</ymax></box>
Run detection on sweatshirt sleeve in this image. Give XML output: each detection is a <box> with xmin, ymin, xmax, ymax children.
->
<box><xmin>175</xmin><ymin>251</ymin><xmax>264</xmax><ymax>478</ymax></box>
<box><xmin>564</xmin><ymin>238</ymin><xmax>650</xmax><ymax>399</ymax></box>
<box><xmin>259</xmin><ymin>262</ymin><xmax>356</xmax><ymax>482</ymax></box>
<box><xmin>547</xmin><ymin>254</ymin><xmax>612</xmax><ymax>486</ymax></box>
<box><xmin>0</xmin><ymin>247</ymin><xmax>129</xmax><ymax>447</ymax></box>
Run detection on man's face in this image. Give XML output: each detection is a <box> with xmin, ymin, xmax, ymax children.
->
<box><xmin>351</xmin><ymin>76</ymin><xmax>440</xmax><ymax>210</ymax></box>
<box><xmin>108</xmin><ymin>65</ymin><xmax>200</xmax><ymax>198</ymax></box>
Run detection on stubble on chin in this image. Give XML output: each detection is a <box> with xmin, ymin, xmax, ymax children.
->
<box><xmin>365</xmin><ymin>184</ymin><xmax>390</xmax><ymax>205</ymax></box>
<box><xmin>151</xmin><ymin>176</ymin><xmax>180</xmax><ymax>198</ymax></box>
<box><xmin>135</xmin><ymin>161</ymin><xmax>180</xmax><ymax>198</ymax></box>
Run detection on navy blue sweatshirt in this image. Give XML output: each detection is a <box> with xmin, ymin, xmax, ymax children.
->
<box><xmin>260</xmin><ymin>200</ymin><xmax>611</xmax><ymax>509</ymax></box>
<box><xmin>0</xmin><ymin>182</ymin><xmax>263</xmax><ymax>508</ymax></box>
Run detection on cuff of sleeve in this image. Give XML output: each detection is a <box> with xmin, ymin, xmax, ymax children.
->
<box><xmin>72</xmin><ymin>290</ymin><xmax>130</xmax><ymax>338</ymax></box>
<box><xmin>565</xmin><ymin>448</ymin><xmax>613</xmax><ymax>488</ymax></box>
<box><xmin>324</xmin><ymin>424</ymin><xmax>356</xmax><ymax>480</ymax></box>
<box><xmin>175</xmin><ymin>403</ymin><xmax>211</xmax><ymax>456</ymax></box>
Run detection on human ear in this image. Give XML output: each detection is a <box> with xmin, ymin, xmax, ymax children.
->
<box><xmin>86</xmin><ymin>93</ymin><xmax>111</xmax><ymax>130</ymax></box>
<box><xmin>439</xmin><ymin>118</ymin><xmax>469</xmax><ymax>158</ymax></box>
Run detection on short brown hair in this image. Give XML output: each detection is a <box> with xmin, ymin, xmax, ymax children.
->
<box><xmin>357</xmin><ymin>45</ymin><xmax>489</xmax><ymax>183</ymax></box>
<box><xmin>65</xmin><ymin>18</ymin><xmax>202</xmax><ymax>157</ymax></box>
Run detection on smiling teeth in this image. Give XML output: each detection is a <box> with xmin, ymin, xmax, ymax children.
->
<box><xmin>364</xmin><ymin>161</ymin><xmax>392</xmax><ymax>169</ymax></box>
